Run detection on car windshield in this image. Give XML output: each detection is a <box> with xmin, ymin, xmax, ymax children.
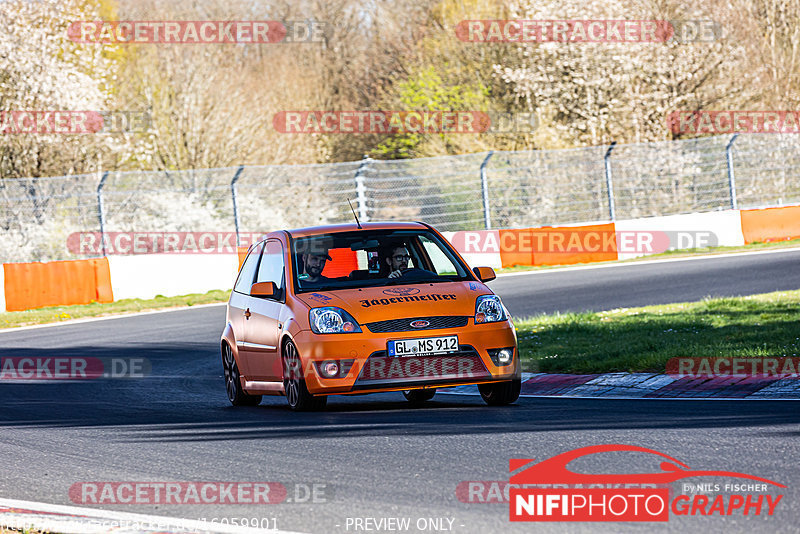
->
<box><xmin>291</xmin><ymin>229</ymin><xmax>471</xmax><ymax>293</ymax></box>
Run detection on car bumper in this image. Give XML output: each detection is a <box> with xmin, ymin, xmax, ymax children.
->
<box><xmin>292</xmin><ymin>320</ymin><xmax>519</xmax><ymax>395</ymax></box>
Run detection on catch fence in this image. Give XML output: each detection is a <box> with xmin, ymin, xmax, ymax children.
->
<box><xmin>1</xmin><ymin>133</ymin><xmax>798</xmax><ymax>263</ymax></box>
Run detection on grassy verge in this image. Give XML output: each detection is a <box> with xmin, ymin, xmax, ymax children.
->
<box><xmin>0</xmin><ymin>289</ymin><xmax>229</xmax><ymax>329</ymax></box>
<box><xmin>498</xmin><ymin>238</ymin><xmax>800</xmax><ymax>273</ymax></box>
<box><xmin>515</xmin><ymin>289</ymin><xmax>800</xmax><ymax>374</ymax></box>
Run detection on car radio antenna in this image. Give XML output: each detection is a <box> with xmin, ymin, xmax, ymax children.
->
<box><xmin>347</xmin><ymin>198</ymin><xmax>362</xmax><ymax>229</ymax></box>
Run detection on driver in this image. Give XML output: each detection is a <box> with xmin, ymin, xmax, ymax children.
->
<box><xmin>382</xmin><ymin>244</ymin><xmax>411</xmax><ymax>279</ymax></box>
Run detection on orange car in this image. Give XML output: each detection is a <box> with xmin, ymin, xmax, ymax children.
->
<box><xmin>220</xmin><ymin>221</ymin><xmax>520</xmax><ymax>411</ymax></box>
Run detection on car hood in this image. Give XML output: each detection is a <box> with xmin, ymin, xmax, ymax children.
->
<box><xmin>296</xmin><ymin>281</ymin><xmax>492</xmax><ymax>323</ymax></box>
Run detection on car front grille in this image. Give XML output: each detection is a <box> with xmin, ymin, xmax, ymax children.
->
<box><xmin>365</xmin><ymin>316</ymin><xmax>469</xmax><ymax>333</ymax></box>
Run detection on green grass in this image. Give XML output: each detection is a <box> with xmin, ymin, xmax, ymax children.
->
<box><xmin>498</xmin><ymin>238</ymin><xmax>800</xmax><ymax>273</ymax></box>
<box><xmin>0</xmin><ymin>289</ymin><xmax>230</xmax><ymax>329</ymax></box>
<box><xmin>515</xmin><ymin>289</ymin><xmax>800</xmax><ymax>374</ymax></box>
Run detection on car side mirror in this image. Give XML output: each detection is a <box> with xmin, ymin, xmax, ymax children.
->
<box><xmin>250</xmin><ymin>281</ymin><xmax>278</xmax><ymax>299</ymax></box>
<box><xmin>472</xmin><ymin>266</ymin><xmax>496</xmax><ymax>283</ymax></box>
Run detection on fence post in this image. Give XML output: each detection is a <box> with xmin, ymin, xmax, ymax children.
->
<box><xmin>480</xmin><ymin>151</ymin><xmax>494</xmax><ymax>229</ymax></box>
<box><xmin>726</xmin><ymin>133</ymin><xmax>739</xmax><ymax>209</ymax></box>
<box><xmin>354</xmin><ymin>155</ymin><xmax>370</xmax><ymax>222</ymax></box>
<box><xmin>230</xmin><ymin>165</ymin><xmax>245</xmax><ymax>246</ymax></box>
<box><xmin>604</xmin><ymin>141</ymin><xmax>617</xmax><ymax>221</ymax></box>
<box><xmin>96</xmin><ymin>171</ymin><xmax>110</xmax><ymax>256</ymax></box>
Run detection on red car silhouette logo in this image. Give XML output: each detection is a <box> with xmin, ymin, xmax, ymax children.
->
<box><xmin>510</xmin><ymin>444</ymin><xmax>785</xmax><ymax>487</ymax></box>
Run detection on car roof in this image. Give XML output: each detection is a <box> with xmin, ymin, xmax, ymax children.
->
<box><xmin>284</xmin><ymin>221</ymin><xmax>429</xmax><ymax>239</ymax></box>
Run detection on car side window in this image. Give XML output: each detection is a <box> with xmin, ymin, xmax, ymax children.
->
<box><xmin>420</xmin><ymin>235</ymin><xmax>456</xmax><ymax>275</ymax></box>
<box><xmin>233</xmin><ymin>242</ymin><xmax>263</xmax><ymax>294</ymax></box>
<box><xmin>255</xmin><ymin>240</ymin><xmax>285</xmax><ymax>300</ymax></box>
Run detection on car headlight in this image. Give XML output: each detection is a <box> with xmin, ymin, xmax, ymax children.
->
<box><xmin>475</xmin><ymin>295</ymin><xmax>507</xmax><ymax>324</ymax></box>
<box><xmin>309</xmin><ymin>307</ymin><xmax>362</xmax><ymax>334</ymax></box>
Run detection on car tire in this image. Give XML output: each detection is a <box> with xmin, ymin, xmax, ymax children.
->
<box><xmin>402</xmin><ymin>389</ymin><xmax>436</xmax><ymax>404</ymax></box>
<box><xmin>283</xmin><ymin>339</ymin><xmax>327</xmax><ymax>412</ymax></box>
<box><xmin>478</xmin><ymin>378</ymin><xmax>521</xmax><ymax>406</ymax></box>
<box><xmin>222</xmin><ymin>343</ymin><xmax>262</xmax><ymax>406</ymax></box>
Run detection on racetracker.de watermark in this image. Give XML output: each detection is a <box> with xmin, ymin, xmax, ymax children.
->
<box><xmin>668</xmin><ymin>111</ymin><xmax>800</xmax><ymax>134</ymax></box>
<box><xmin>282</xmin><ymin>350</ymin><xmax>511</xmax><ymax>383</ymax></box>
<box><xmin>455</xmin><ymin>20</ymin><xmax>722</xmax><ymax>43</ymax></box>
<box><xmin>0</xmin><ymin>111</ymin><xmax>150</xmax><ymax>134</ymax></box>
<box><xmin>69</xmin><ymin>482</ymin><xmax>331</xmax><ymax>505</ymax></box>
<box><xmin>68</xmin><ymin>20</ymin><xmax>325</xmax><ymax>44</ymax></box>
<box><xmin>360</xmin><ymin>355</ymin><xmax>490</xmax><ymax>381</ymax></box>
<box><xmin>273</xmin><ymin>111</ymin><xmax>537</xmax><ymax>134</ymax></box>
<box><xmin>0</xmin><ymin>357</ymin><xmax>150</xmax><ymax>381</ymax></box>
<box><xmin>666</xmin><ymin>357</ymin><xmax>800</xmax><ymax>378</ymax></box>
<box><xmin>68</xmin><ymin>232</ymin><xmax>264</xmax><ymax>255</ymax></box>
<box><xmin>456</xmin><ymin>481</ymin><xmax>664</xmax><ymax>504</ymax></box>
<box><xmin>450</xmin><ymin>230</ymin><xmax>718</xmax><ymax>255</ymax></box>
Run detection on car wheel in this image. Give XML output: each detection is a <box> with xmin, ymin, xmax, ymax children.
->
<box><xmin>478</xmin><ymin>378</ymin><xmax>521</xmax><ymax>406</ymax></box>
<box><xmin>222</xmin><ymin>343</ymin><xmax>262</xmax><ymax>406</ymax></box>
<box><xmin>283</xmin><ymin>339</ymin><xmax>327</xmax><ymax>412</ymax></box>
<box><xmin>402</xmin><ymin>389</ymin><xmax>436</xmax><ymax>404</ymax></box>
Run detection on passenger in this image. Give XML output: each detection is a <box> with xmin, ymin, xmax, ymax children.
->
<box><xmin>299</xmin><ymin>250</ymin><xmax>333</xmax><ymax>286</ymax></box>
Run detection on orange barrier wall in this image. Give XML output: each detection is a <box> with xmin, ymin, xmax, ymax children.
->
<box><xmin>740</xmin><ymin>205</ymin><xmax>800</xmax><ymax>244</ymax></box>
<box><xmin>3</xmin><ymin>258</ymin><xmax>114</xmax><ymax>312</ymax></box>
<box><xmin>497</xmin><ymin>229</ymin><xmax>532</xmax><ymax>268</ymax></box>
<box><xmin>499</xmin><ymin>223</ymin><xmax>618</xmax><ymax>268</ymax></box>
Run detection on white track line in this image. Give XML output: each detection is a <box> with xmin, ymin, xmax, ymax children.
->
<box><xmin>0</xmin><ymin>302</ymin><xmax>226</xmax><ymax>334</ymax></box>
<box><xmin>494</xmin><ymin>246</ymin><xmax>800</xmax><ymax>278</ymax></box>
<box><xmin>0</xmin><ymin>497</ymin><xmax>303</xmax><ymax>534</ymax></box>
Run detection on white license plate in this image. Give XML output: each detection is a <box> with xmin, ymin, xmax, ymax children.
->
<box><xmin>387</xmin><ymin>335</ymin><xmax>459</xmax><ymax>357</ymax></box>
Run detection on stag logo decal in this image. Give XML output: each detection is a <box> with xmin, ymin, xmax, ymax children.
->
<box><xmin>383</xmin><ymin>287</ymin><xmax>421</xmax><ymax>296</ymax></box>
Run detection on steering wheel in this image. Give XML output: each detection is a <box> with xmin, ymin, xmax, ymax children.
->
<box><xmin>396</xmin><ymin>267</ymin><xmax>437</xmax><ymax>279</ymax></box>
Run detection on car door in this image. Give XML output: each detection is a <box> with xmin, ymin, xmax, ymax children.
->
<box><xmin>229</xmin><ymin>242</ymin><xmax>263</xmax><ymax>378</ymax></box>
<box><xmin>241</xmin><ymin>239</ymin><xmax>286</xmax><ymax>382</ymax></box>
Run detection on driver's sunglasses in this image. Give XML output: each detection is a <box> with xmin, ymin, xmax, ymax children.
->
<box><xmin>393</xmin><ymin>254</ymin><xmax>411</xmax><ymax>262</ymax></box>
